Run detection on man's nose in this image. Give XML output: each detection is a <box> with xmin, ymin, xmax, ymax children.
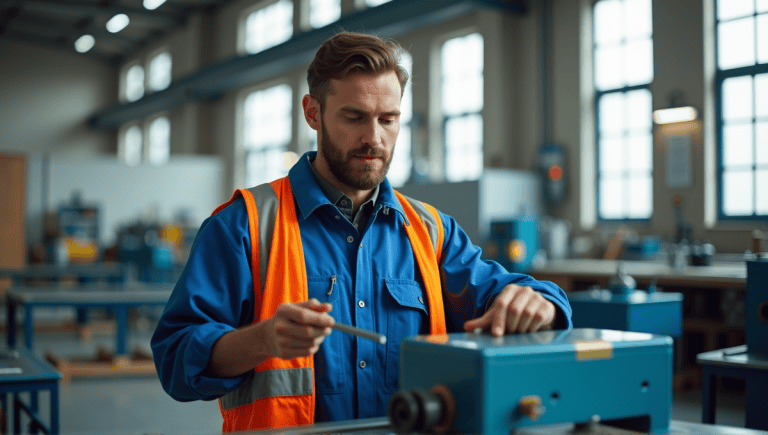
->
<box><xmin>360</xmin><ymin>120</ymin><xmax>383</xmax><ymax>147</ymax></box>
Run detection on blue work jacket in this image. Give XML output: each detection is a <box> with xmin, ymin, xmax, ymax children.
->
<box><xmin>151</xmin><ymin>152</ymin><xmax>572</xmax><ymax>423</ymax></box>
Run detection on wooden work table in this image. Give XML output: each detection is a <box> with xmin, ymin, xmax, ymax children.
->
<box><xmin>530</xmin><ymin>258</ymin><xmax>748</xmax><ymax>391</ymax></box>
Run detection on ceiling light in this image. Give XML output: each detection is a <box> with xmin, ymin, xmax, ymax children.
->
<box><xmin>653</xmin><ymin>106</ymin><xmax>698</xmax><ymax>124</ymax></box>
<box><xmin>143</xmin><ymin>0</ymin><xmax>167</xmax><ymax>10</ymax></box>
<box><xmin>74</xmin><ymin>34</ymin><xmax>95</xmax><ymax>53</ymax></box>
<box><xmin>106</xmin><ymin>14</ymin><xmax>130</xmax><ymax>33</ymax></box>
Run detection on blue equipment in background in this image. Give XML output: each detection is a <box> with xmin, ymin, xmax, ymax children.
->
<box><xmin>568</xmin><ymin>264</ymin><xmax>683</xmax><ymax>338</ymax></box>
<box><xmin>747</xmin><ymin>258</ymin><xmax>768</xmax><ymax>355</ymax></box>
<box><xmin>389</xmin><ymin>329</ymin><xmax>672</xmax><ymax>434</ymax></box>
<box><xmin>485</xmin><ymin>218</ymin><xmax>539</xmax><ymax>273</ymax></box>
<box><xmin>537</xmin><ymin>143</ymin><xmax>567</xmax><ymax>207</ymax></box>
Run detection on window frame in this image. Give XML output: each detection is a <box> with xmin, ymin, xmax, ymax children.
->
<box><xmin>237</xmin><ymin>0</ymin><xmax>295</xmax><ymax>56</ymax></box>
<box><xmin>438</xmin><ymin>30</ymin><xmax>485</xmax><ymax>183</ymax></box>
<box><xmin>714</xmin><ymin>0</ymin><xmax>768</xmax><ymax>221</ymax></box>
<box><xmin>592</xmin><ymin>0</ymin><xmax>654</xmax><ymax>223</ymax></box>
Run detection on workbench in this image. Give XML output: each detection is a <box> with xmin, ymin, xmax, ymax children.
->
<box><xmin>697</xmin><ymin>345</ymin><xmax>768</xmax><ymax>431</ymax></box>
<box><xmin>0</xmin><ymin>346</ymin><xmax>61</xmax><ymax>435</ymax></box>
<box><xmin>530</xmin><ymin>259</ymin><xmax>748</xmax><ymax>390</ymax></box>
<box><xmin>5</xmin><ymin>284</ymin><xmax>171</xmax><ymax>382</ymax></box>
<box><xmin>0</xmin><ymin>262</ymin><xmax>130</xmax><ymax>285</ymax></box>
<box><xmin>227</xmin><ymin>417</ymin><xmax>768</xmax><ymax>434</ymax></box>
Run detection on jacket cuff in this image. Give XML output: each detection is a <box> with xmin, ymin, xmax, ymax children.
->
<box><xmin>185</xmin><ymin>323</ymin><xmax>250</xmax><ymax>398</ymax></box>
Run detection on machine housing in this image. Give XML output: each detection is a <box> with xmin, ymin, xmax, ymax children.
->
<box><xmin>398</xmin><ymin>329</ymin><xmax>672</xmax><ymax>434</ymax></box>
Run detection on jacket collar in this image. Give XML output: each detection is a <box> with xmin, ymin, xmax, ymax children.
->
<box><xmin>289</xmin><ymin>151</ymin><xmax>406</xmax><ymax>221</ymax></box>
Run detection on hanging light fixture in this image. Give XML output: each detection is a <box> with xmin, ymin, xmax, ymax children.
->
<box><xmin>74</xmin><ymin>34</ymin><xmax>95</xmax><ymax>53</ymax></box>
<box><xmin>106</xmin><ymin>14</ymin><xmax>130</xmax><ymax>33</ymax></box>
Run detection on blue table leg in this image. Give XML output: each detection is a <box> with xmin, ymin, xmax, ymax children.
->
<box><xmin>1</xmin><ymin>392</ymin><xmax>7</xmax><ymax>435</ymax></box>
<box><xmin>24</xmin><ymin>306</ymin><xmax>34</xmax><ymax>350</ymax></box>
<box><xmin>13</xmin><ymin>393</ymin><xmax>20</xmax><ymax>434</ymax></box>
<box><xmin>50</xmin><ymin>382</ymin><xmax>59</xmax><ymax>435</ymax></box>
<box><xmin>7</xmin><ymin>299</ymin><xmax>16</xmax><ymax>347</ymax></box>
<box><xmin>701</xmin><ymin>366</ymin><xmax>716</xmax><ymax>424</ymax></box>
<box><xmin>115</xmin><ymin>306</ymin><xmax>128</xmax><ymax>355</ymax></box>
<box><xmin>745</xmin><ymin>371</ymin><xmax>768</xmax><ymax>430</ymax></box>
<box><xmin>31</xmin><ymin>390</ymin><xmax>39</xmax><ymax>431</ymax></box>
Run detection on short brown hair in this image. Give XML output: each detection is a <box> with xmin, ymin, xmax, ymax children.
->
<box><xmin>307</xmin><ymin>32</ymin><xmax>409</xmax><ymax>109</ymax></box>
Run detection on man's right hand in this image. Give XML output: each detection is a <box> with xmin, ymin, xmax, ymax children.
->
<box><xmin>266</xmin><ymin>299</ymin><xmax>335</xmax><ymax>359</ymax></box>
<box><xmin>207</xmin><ymin>298</ymin><xmax>335</xmax><ymax>377</ymax></box>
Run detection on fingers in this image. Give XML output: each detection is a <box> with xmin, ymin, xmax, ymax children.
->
<box><xmin>270</xmin><ymin>299</ymin><xmax>335</xmax><ymax>359</ymax></box>
<box><xmin>464</xmin><ymin>285</ymin><xmax>556</xmax><ymax>336</ymax></box>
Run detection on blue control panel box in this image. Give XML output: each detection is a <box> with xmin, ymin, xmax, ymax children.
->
<box><xmin>397</xmin><ymin>329</ymin><xmax>672</xmax><ymax>434</ymax></box>
<box><xmin>568</xmin><ymin>290</ymin><xmax>683</xmax><ymax>338</ymax></box>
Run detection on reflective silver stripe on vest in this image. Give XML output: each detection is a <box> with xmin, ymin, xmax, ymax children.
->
<box><xmin>247</xmin><ymin>183</ymin><xmax>279</xmax><ymax>293</ymax></box>
<box><xmin>220</xmin><ymin>367</ymin><xmax>314</xmax><ymax>410</ymax></box>
<box><xmin>396</xmin><ymin>193</ymin><xmax>441</xmax><ymax>254</ymax></box>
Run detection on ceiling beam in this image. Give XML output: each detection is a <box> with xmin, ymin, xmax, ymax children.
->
<box><xmin>89</xmin><ymin>0</ymin><xmax>526</xmax><ymax>130</ymax></box>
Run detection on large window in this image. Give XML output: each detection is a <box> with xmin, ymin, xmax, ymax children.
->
<box><xmin>241</xmin><ymin>0</ymin><xmax>293</xmax><ymax>55</ymax></box>
<box><xmin>304</xmin><ymin>0</ymin><xmax>340</xmax><ymax>29</ymax></box>
<box><xmin>147</xmin><ymin>116</ymin><xmax>171</xmax><ymax>165</ymax></box>
<box><xmin>388</xmin><ymin>51</ymin><xmax>412</xmax><ymax>187</ymax></box>
<box><xmin>441</xmin><ymin>32</ymin><xmax>484</xmax><ymax>182</ymax></box>
<box><xmin>123</xmin><ymin>64</ymin><xmax>145</xmax><ymax>102</ymax></box>
<box><xmin>148</xmin><ymin>51</ymin><xmax>172</xmax><ymax>92</ymax></box>
<box><xmin>593</xmin><ymin>0</ymin><xmax>653</xmax><ymax>220</ymax></box>
<box><xmin>243</xmin><ymin>84</ymin><xmax>293</xmax><ymax>186</ymax></box>
<box><xmin>716</xmin><ymin>0</ymin><xmax>768</xmax><ymax>219</ymax></box>
<box><xmin>120</xmin><ymin>124</ymin><xmax>143</xmax><ymax>166</ymax></box>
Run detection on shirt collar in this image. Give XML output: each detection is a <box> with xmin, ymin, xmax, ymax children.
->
<box><xmin>289</xmin><ymin>151</ymin><xmax>406</xmax><ymax>221</ymax></box>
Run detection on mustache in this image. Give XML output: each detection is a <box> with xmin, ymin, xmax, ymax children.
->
<box><xmin>349</xmin><ymin>146</ymin><xmax>387</xmax><ymax>159</ymax></box>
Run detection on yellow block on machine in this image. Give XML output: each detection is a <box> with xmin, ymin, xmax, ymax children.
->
<box><xmin>574</xmin><ymin>340</ymin><xmax>614</xmax><ymax>361</ymax></box>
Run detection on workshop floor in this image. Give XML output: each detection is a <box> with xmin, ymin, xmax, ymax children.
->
<box><xmin>16</xmin><ymin>313</ymin><xmax>747</xmax><ymax>435</ymax></box>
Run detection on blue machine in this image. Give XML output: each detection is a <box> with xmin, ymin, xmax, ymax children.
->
<box><xmin>390</xmin><ymin>329</ymin><xmax>672</xmax><ymax>434</ymax></box>
<box><xmin>746</xmin><ymin>258</ymin><xmax>768</xmax><ymax>355</ymax></box>
<box><xmin>568</xmin><ymin>264</ymin><xmax>683</xmax><ymax>338</ymax></box>
<box><xmin>485</xmin><ymin>218</ymin><xmax>539</xmax><ymax>273</ymax></box>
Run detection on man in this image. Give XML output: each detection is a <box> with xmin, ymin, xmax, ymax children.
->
<box><xmin>151</xmin><ymin>31</ymin><xmax>572</xmax><ymax>432</ymax></box>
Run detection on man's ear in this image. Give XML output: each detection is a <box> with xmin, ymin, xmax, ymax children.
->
<box><xmin>302</xmin><ymin>94</ymin><xmax>321</xmax><ymax>131</ymax></box>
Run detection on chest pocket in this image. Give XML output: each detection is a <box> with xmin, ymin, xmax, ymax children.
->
<box><xmin>384</xmin><ymin>279</ymin><xmax>428</xmax><ymax>392</ymax></box>
<box><xmin>308</xmin><ymin>276</ymin><xmax>346</xmax><ymax>394</ymax></box>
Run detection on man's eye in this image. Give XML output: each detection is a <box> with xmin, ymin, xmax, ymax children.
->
<box><xmin>380</xmin><ymin>118</ymin><xmax>395</xmax><ymax>125</ymax></box>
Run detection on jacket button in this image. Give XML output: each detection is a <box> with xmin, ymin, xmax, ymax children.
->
<box><xmin>359</xmin><ymin>360</ymin><xmax>366</xmax><ymax>369</ymax></box>
<box><xmin>358</xmin><ymin>300</ymin><xmax>365</xmax><ymax>308</ymax></box>
<box><xmin>346</xmin><ymin>236</ymin><xmax>354</xmax><ymax>243</ymax></box>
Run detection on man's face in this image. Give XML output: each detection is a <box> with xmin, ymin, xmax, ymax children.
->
<box><xmin>316</xmin><ymin>71</ymin><xmax>401</xmax><ymax>191</ymax></box>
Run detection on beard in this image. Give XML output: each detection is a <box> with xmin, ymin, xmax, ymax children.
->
<box><xmin>319</xmin><ymin>117</ymin><xmax>393</xmax><ymax>191</ymax></box>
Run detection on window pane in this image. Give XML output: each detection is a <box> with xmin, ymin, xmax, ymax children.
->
<box><xmin>627</xmin><ymin>134</ymin><xmax>652</xmax><ymax>172</ymax></box>
<box><xmin>388</xmin><ymin>51</ymin><xmax>412</xmax><ymax>188</ymax></box>
<box><xmin>624</xmin><ymin>39</ymin><xmax>653</xmax><ymax>86</ymax></box>
<box><xmin>309</xmin><ymin>0</ymin><xmax>340</xmax><ymax>29</ymax></box>
<box><xmin>723</xmin><ymin>123</ymin><xmax>754</xmax><ymax>167</ymax></box>
<box><xmin>757</xmin><ymin>73</ymin><xmax>768</xmax><ymax>118</ymax></box>
<box><xmin>594</xmin><ymin>0</ymin><xmax>622</xmax><ymax>44</ymax></box>
<box><xmin>600</xmin><ymin>137</ymin><xmax>624</xmax><ymax>175</ymax></box>
<box><xmin>757</xmin><ymin>170</ymin><xmax>768</xmax><ymax>214</ymax></box>
<box><xmin>122</xmin><ymin>125</ymin><xmax>142</xmax><ymax>166</ymax></box>
<box><xmin>595</xmin><ymin>45</ymin><xmax>623</xmax><ymax>90</ymax></box>
<box><xmin>626</xmin><ymin>88</ymin><xmax>652</xmax><ymax>131</ymax></box>
<box><xmin>598</xmin><ymin>92</ymin><xmax>626</xmax><ymax>134</ymax></box>
<box><xmin>723</xmin><ymin>169</ymin><xmax>754</xmax><ymax>215</ymax></box>
<box><xmin>245</xmin><ymin>0</ymin><xmax>293</xmax><ymax>54</ymax></box>
<box><xmin>125</xmin><ymin>65</ymin><xmax>144</xmax><ymax>102</ymax></box>
<box><xmin>149</xmin><ymin>52</ymin><xmax>172</xmax><ymax>92</ymax></box>
<box><xmin>757</xmin><ymin>122</ymin><xmax>768</xmax><ymax>164</ymax></box>
<box><xmin>718</xmin><ymin>0</ymin><xmax>754</xmax><ymax>21</ymax></box>
<box><xmin>759</xmin><ymin>0</ymin><xmax>768</xmax><ymax>13</ymax></box>
<box><xmin>723</xmin><ymin>75</ymin><xmax>754</xmax><ymax>121</ymax></box>
<box><xmin>244</xmin><ymin>84</ymin><xmax>292</xmax><ymax>150</ymax></box>
<box><xmin>148</xmin><ymin>117</ymin><xmax>170</xmax><ymax>165</ymax></box>
<box><xmin>627</xmin><ymin>175</ymin><xmax>652</xmax><ymax>219</ymax></box>
<box><xmin>599</xmin><ymin>177</ymin><xmax>625</xmax><ymax>219</ymax></box>
<box><xmin>442</xmin><ymin>34</ymin><xmax>483</xmax><ymax>115</ymax></box>
<box><xmin>388</xmin><ymin>126</ymin><xmax>411</xmax><ymax>187</ymax></box>
<box><xmin>247</xmin><ymin>148</ymin><xmax>286</xmax><ymax>187</ymax></box>
<box><xmin>718</xmin><ymin>17</ymin><xmax>756</xmax><ymax>69</ymax></box>
<box><xmin>445</xmin><ymin>115</ymin><xmax>483</xmax><ymax>182</ymax></box>
<box><xmin>759</xmin><ymin>14</ymin><xmax>768</xmax><ymax>64</ymax></box>
<box><xmin>623</xmin><ymin>0</ymin><xmax>652</xmax><ymax>39</ymax></box>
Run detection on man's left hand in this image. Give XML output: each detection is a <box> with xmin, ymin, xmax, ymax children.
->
<box><xmin>463</xmin><ymin>284</ymin><xmax>556</xmax><ymax>336</ymax></box>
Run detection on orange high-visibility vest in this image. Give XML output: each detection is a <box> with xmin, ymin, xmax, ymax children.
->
<box><xmin>211</xmin><ymin>176</ymin><xmax>447</xmax><ymax>432</ymax></box>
